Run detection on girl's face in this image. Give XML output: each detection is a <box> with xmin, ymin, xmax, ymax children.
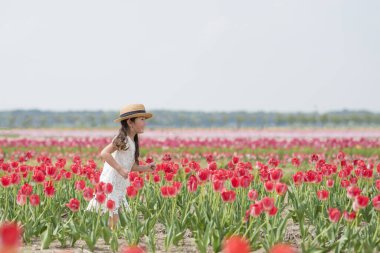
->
<box><xmin>129</xmin><ymin>117</ymin><xmax>146</xmax><ymax>134</ymax></box>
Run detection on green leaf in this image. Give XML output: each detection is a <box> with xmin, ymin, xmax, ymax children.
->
<box><xmin>173</xmin><ymin>231</ymin><xmax>185</xmax><ymax>246</ymax></box>
<box><xmin>102</xmin><ymin>227</ymin><xmax>112</xmax><ymax>245</ymax></box>
<box><xmin>110</xmin><ymin>233</ymin><xmax>119</xmax><ymax>253</ymax></box>
<box><xmin>40</xmin><ymin>224</ymin><xmax>53</xmax><ymax>250</ymax></box>
<box><xmin>83</xmin><ymin>234</ymin><xmax>95</xmax><ymax>252</ymax></box>
<box><xmin>91</xmin><ymin>229</ymin><xmax>98</xmax><ymax>246</ymax></box>
<box><xmin>68</xmin><ymin>219</ymin><xmax>78</xmax><ymax>234</ymax></box>
<box><xmin>119</xmin><ymin>210</ymin><xmax>128</xmax><ymax>227</ymax></box>
<box><xmin>211</xmin><ymin>231</ymin><xmax>221</xmax><ymax>253</ymax></box>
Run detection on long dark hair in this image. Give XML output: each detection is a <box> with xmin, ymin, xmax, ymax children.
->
<box><xmin>112</xmin><ymin>117</ymin><xmax>140</xmax><ymax>163</ymax></box>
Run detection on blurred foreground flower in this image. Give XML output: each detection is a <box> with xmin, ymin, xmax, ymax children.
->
<box><xmin>269</xmin><ymin>243</ymin><xmax>298</xmax><ymax>253</ymax></box>
<box><xmin>0</xmin><ymin>221</ymin><xmax>23</xmax><ymax>253</ymax></box>
<box><xmin>119</xmin><ymin>244</ymin><xmax>146</xmax><ymax>253</ymax></box>
<box><xmin>222</xmin><ymin>235</ymin><xmax>250</xmax><ymax>253</ymax></box>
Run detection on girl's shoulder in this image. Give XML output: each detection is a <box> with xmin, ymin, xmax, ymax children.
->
<box><xmin>111</xmin><ymin>134</ymin><xmax>128</xmax><ymax>143</ymax></box>
<box><xmin>111</xmin><ymin>134</ymin><xmax>131</xmax><ymax>153</ymax></box>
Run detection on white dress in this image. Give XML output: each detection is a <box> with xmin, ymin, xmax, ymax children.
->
<box><xmin>86</xmin><ymin>135</ymin><xmax>135</xmax><ymax>216</ymax></box>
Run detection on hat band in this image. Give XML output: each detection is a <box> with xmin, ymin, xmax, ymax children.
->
<box><xmin>119</xmin><ymin>109</ymin><xmax>146</xmax><ymax>118</ymax></box>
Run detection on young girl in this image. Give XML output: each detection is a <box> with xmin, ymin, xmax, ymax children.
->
<box><xmin>86</xmin><ymin>104</ymin><xmax>155</xmax><ymax>229</ymax></box>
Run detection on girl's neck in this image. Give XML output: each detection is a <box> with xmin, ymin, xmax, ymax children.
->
<box><xmin>127</xmin><ymin>132</ymin><xmax>136</xmax><ymax>140</ymax></box>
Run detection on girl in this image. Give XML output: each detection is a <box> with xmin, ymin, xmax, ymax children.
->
<box><xmin>86</xmin><ymin>104</ymin><xmax>156</xmax><ymax>229</ymax></box>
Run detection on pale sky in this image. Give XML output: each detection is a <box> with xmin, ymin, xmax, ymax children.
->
<box><xmin>0</xmin><ymin>1</ymin><xmax>379</xmax><ymax>113</ymax></box>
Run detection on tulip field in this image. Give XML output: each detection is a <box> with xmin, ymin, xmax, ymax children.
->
<box><xmin>1</xmin><ymin>129</ymin><xmax>380</xmax><ymax>252</ymax></box>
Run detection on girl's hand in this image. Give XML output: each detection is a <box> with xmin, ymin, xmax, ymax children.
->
<box><xmin>147</xmin><ymin>162</ymin><xmax>156</xmax><ymax>172</ymax></box>
<box><xmin>119</xmin><ymin>169</ymin><xmax>129</xmax><ymax>179</ymax></box>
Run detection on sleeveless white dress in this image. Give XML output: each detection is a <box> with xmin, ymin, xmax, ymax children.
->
<box><xmin>86</xmin><ymin>135</ymin><xmax>135</xmax><ymax>216</ymax></box>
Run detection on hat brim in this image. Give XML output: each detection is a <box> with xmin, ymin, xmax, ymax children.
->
<box><xmin>114</xmin><ymin>112</ymin><xmax>153</xmax><ymax>123</ymax></box>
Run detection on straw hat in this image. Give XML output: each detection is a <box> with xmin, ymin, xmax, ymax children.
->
<box><xmin>113</xmin><ymin>104</ymin><xmax>153</xmax><ymax>123</ymax></box>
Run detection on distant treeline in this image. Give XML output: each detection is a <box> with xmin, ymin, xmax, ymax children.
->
<box><xmin>1</xmin><ymin>109</ymin><xmax>380</xmax><ymax>128</ymax></box>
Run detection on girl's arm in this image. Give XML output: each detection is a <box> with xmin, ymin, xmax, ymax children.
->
<box><xmin>131</xmin><ymin>161</ymin><xmax>155</xmax><ymax>172</ymax></box>
<box><xmin>100</xmin><ymin>141</ymin><xmax>129</xmax><ymax>178</ymax></box>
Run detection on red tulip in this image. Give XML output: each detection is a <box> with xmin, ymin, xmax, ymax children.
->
<box><xmin>70</xmin><ymin>164</ymin><xmax>79</xmax><ymax>174</ymax></box>
<box><xmin>1</xmin><ymin>176</ymin><xmax>11</xmax><ymax>188</ymax></box>
<box><xmin>209</xmin><ymin>162</ymin><xmax>217</xmax><ymax>171</ymax></box>
<box><xmin>248</xmin><ymin>189</ymin><xmax>258</xmax><ymax>201</ymax></box>
<box><xmin>198</xmin><ymin>169</ymin><xmax>210</xmax><ymax>182</ymax></box>
<box><xmin>106</xmin><ymin>199</ymin><xmax>115</xmax><ymax>211</ymax></box>
<box><xmin>350</xmin><ymin>177</ymin><xmax>358</xmax><ymax>185</ymax></box>
<box><xmin>16</xmin><ymin>194</ymin><xmax>27</xmax><ymax>206</ymax></box>
<box><xmin>343</xmin><ymin>211</ymin><xmax>356</xmax><ymax>221</ymax></box>
<box><xmin>264</xmin><ymin>181</ymin><xmax>274</xmax><ymax>192</ymax></box>
<box><xmin>375</xmin><ymin>180</ymin><xmax>380</xmax><ymax>191</ymax></box>
<box><xmin>232</xmin><ymin>156</ymin><xmax>240</xmax><ymax>165</ymax></box>
<box><xmin>20</xmin><ymin>183</ymin><xmax>33</xmax><ymax>196</ymax></box>
<box><xmin>64</xmin><ymin>171</ymin><xmax>72</xmax><ymax>179</ymax></box>
<box><xmin>132</xmin><ymin>177</ymin><xmax>144</xmax><ymax>190</ymax></box>
<box><xmin>213</xmin><ymin>180</ymin><xmax>224</xmax><ymax>192</ymax></box>
<box><xmin>8</xmin><ymin>173</ymin><xmax>18</xmax><ymax>185</ymax></box>
<box><xmin>96</xmin><ymin>193</ymin><xmax>106</xmax><ymax>204</ymax></box>
<box><xmin>337</xmin><ymin>151</ymin><xmax>346</xmax><ymax>160</ymax></box>
<box><xmin>354</xmin><ymin>195</ymin><xmax>369</xmax><ymax>209</ymax></box>
<box><xmin>222</xmin><ymin>235</ymin><xmax>250</xmax><ymax>253</ymax></box>
<box><xmin>268</xmin><ymin>206</ymin><xmax>278</xmax><ymax>216</ymax></box>
<box><xmin>75</xmin><ymin>180</ymin><xmax>86</xmax><ymax>191</ymax></box>
<box><xmin>126</xmin><ymin>186</ymin><xmax>138</xmax><ymax>198</ymax></box>
<box><xmin>96</xmin><ymin>182</ymin><xmax>106</xmax><ymax>193</ymax></box>
<box><xmin>83</xmin><ymin>187</ymin><xmax>94</xmax><ymax>201</ymax></box>
<box><xmin>105</xmin><ymin>183</ymin><xmax>113</xmax><ymax>194</ymax></box>
<box><xmin>261</xmin><ymin>197</ymin><xmax>274</xmax><ymax>211</ymax></box>
<box><xmin>153</xmin><ymin>174</ymin><xmax>160</xmax><ymax>183</ymax></box>
<box><xmin>162</xmin><ymin>153</ymin><xmax>172</xmax><ymax>162</ymax></box>
<box><xmin>292</xmin><ymin>172</ymin><xmax>303</xmax><ymax>185</ymax></box>
<box><xmin>144</xmin><ymin>172</ymin><xmax>150</xmax><ymax>181</ymax></box>
<box><xmin>326</xmin><ymin>179</ymin><xmax>334</xmax><ymax>188</ymax></box>
<box><xmin>10</xmin><ymin>161</ymin><xmax>19</xmax><ymax>168</ymax></box>
<box><xmin>346</xmin><ymin>186</ymin><xmax>361</xmax><ymax>199</ymax></box>
<box><xmin>166</xmin><ymin>186</ymin><xmax>176</xmax><ymax>196</ymax></box>
<box><xmin>268</xmin><ymin>158</ymin><xmax>279</xmax><ymax>167</ymax></box>
<box><xmin>340</xmin><ymin>179</ymin><xmax>349</xmax><ymax>188</ymax></box>
<box><xmin>304</xmin><ymin>170</ymin><xmax>318</xmax><ymax>183</ymax></box>
<box><xmin>66</xmin><ymin>198</ymin><xmax>80</xmax><ymax>212</ymax></box>
<box><xmin>164</xmin><ymin>173</ymin><xmax>174</xmax><ymax>182</ymax></box>
<box><xmin>291</xmin><ymin>157</ymin><xmax>300</xmax><ymax>167</ymax></box>
<box><xmin>317</xmin><ymin>190</ymin><xmax>329</xmax><ymax>201</ymax></box>
<box><xmin>145</xmin><ymin>156</ymin><xmax>154</xmax><ymax>164</ymax></box>
<box><xmin>249</xmin><ymin>202</ymin><xmax>263</xmax><ymax>217</ymax></box>
<box><xmin>32</xmin><ymin>170</ymin><xmax>45</xmax><ymax>183</ymax></box>
<box><xmin>372</xmin><ymin>195</ymin><xmax>380</xmax><ymax>211</ymax></box>
<box><xmin>187</xmin><ymin>175</ymin><xmax>198</xmax><ymax>192</ymax></box>
<box><xmin>43</xmin><ymin>181</ymin><xmax>55</xmax><ymax>197</ymax></box>
<box><xmin>231</xmin><ymin>177</ymin><xmax>240</xmax><ymax>188</ymax></box>
<box><xmin>239</xmin><ymin>176</ymin><xmax>251</xmax><ymax>188</ymax></box>
<box><xmin>275</xmin><ymin>182</ymin><xmax>287</xmax><ymax>196</ymax></box>
<box><xmin>161</xmin><ymin>186</ymin><xmax>177</xmax><ymax>198</ymax></box>
<box><xmin>311</xmin><ymin>154</ymin><xmax>319</xmax><ymax>162</ymax></box>
<box><xmin>269</xmin><ymin>168</ymin><xmax>283</xmax><ymax>182</ymax></box>
<box><xmin>362</xmin><ymin>169</ymin><xmax>373</xmax><ymax>178</ymax></box>
<box><xmin>29</xmin><ymin>194</ymin><xmax>40</xmax><ymax>206</ymax></box>
<box><xmin>221</xmin><ymin>189</ymin><xmax>236</xmax><ymax>203</ymax></box>
<box><xmin>328</xmin><ymin>208</ymin><xmax>341</xmax><ymax>223</ymax></box>
<box><xmin>128</xmin><ymin>172</ymin><xmax>139</xmax><ymax>182</ymax></box>
<box><xmin>172</xmin><ymin>181</ymin><xmax>182</xmax><ymax>193</ymax></box>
